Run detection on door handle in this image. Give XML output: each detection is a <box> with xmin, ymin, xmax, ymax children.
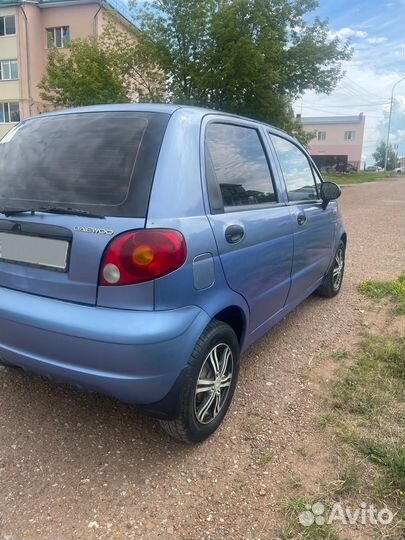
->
<box><xmin>225</xmin><ymin>224</ymin><xmax>245</xmax><ymax>244</ymax></box>
<box><xmin>297</xmin><ymin>212</ymin><xmax>307</xmax><ymax>226</ymax></box>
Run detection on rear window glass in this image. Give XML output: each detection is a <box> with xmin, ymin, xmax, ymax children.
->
<box><xmin>0</xmin><ymin>111</ymin><xmax>170</xmax><ymax>217</ymax></box>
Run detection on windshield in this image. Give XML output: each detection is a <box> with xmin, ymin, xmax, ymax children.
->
<box><xmin>0</xmin><ymin>111</ymin><xmax>170</xmax><ymax>217</ymax></box>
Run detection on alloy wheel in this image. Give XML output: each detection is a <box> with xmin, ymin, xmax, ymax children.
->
<box><xmin>332</xmin><ymin>247</ymin><xmax>344</xmax><ymax>290</ymax></box>
<box><xmin>194</xmin><ymin>343</ymin><xmax>234</xmax><ymax>425</ymax></box>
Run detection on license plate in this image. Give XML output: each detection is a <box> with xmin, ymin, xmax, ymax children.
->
<box><xmin>0</xmin><ymin>232</ymin><xmax>69</xmax><ymax>271</ymax></box>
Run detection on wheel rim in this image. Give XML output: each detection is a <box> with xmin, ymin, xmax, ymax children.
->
<box><xmin>332</xmin><ymin>247</ymin><xmax>344</xmax><ymax>290</ymax></box>
<box><xmin>194</xmin><ymin>343</ymin><xmax>234</xmax><ymax>426</ymax></box>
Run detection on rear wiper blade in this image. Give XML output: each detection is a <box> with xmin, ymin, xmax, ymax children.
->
<box><xmin>0</xmin><ymin>207</ymin><xmax>36</xmax><ymax>217</ymax></box>
<box><xmin>0</xmin><ymin>207</ymin><xmax>105</xmax><ymax>219</ymax></box>
<box><xmin>39</xmin><ymin>207</ymin><xmax>105</xmax><ymax>219</ymax></box>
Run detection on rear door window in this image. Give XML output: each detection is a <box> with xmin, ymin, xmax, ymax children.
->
<box><xmin>206</xmin><ymin>123</ymin><xmax>277</xmax><ymax>211</ymax></box>
<box><xmin>0</xmin><ymin>111</ymin><xmax>170</xmax><ymax>217</ymax></box>
<box><xmin>270</xmin><ymin>134</ymin><xmax>319</xmax><ymax>202</ymax></box>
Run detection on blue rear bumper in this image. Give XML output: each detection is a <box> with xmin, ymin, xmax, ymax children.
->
<box><xmin>0</xmin><ymin>286</ymin><xmax>210</xmax><ymax>406</ymax></box>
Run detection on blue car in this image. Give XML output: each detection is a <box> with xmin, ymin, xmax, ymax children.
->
<box><xmin>0</xmin><ymin>104</ymin><xmax>346</xmax><ymax>443</ymax></box>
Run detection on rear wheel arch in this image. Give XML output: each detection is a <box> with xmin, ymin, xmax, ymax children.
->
<box><xmin>212</xmin><ymin>305</ymin><xmax>247</xmax><ymax>347</ymax></box>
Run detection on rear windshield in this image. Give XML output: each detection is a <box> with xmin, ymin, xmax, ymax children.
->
<box><xmin>0</xmin><ymin>111</ymin><xmax>170</xmax><ymax>217</ymax></box>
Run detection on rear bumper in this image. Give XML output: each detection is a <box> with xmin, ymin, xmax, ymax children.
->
<box><xmin>0</xmin><ymin>286</ymin><xmax>210</xmax><ymax>406</ymax></box>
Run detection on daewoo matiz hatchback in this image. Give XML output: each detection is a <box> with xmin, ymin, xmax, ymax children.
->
<box><xmin>0</xmin><ymin>104</ymin><xmax>346</xmax><ymax>443</ymax></box>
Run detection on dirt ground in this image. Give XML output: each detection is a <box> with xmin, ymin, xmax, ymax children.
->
<box><xmin>0</xmin><ymin>178</ymin><xmax>404</xmax><ymax>540</ymax></box>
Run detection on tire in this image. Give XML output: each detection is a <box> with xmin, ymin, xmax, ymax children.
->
<box><xmin>316</xmin><ymin>240</ymin><xmax>346</xmax><ymax>298</ymax></box>
<box><xmin>159</xmin><ymin>320</ymin><xmax>240</xmax><ymax>444</ymax></box>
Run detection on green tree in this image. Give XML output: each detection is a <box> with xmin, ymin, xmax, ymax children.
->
<box><xmin>372</xmin><ymin>141</ymin><xmax>398</xmax><ymax>171</ymax></box>
<box><xmin>39</xmin><ymin>20</ymin><xmax>164</xmax><ymax>108</ymax></box>
<box><xmin>132</xmin><ymin>0</ymin><xmax>351</xmax><ymax>137</ymax></box>
<box><xmin>39</xmin><ymin>36</ymin><xmax>129</xmax><ymax>108</ymax></box>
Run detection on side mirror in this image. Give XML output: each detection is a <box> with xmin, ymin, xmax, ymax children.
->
<box><xmin>320</xmin><ymin>181</ymin><xmax>341</xmax><ymax>209</ymax></box>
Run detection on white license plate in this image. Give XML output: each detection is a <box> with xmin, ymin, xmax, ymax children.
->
<box><xmin>0</xmin><ymin>232</ymin><xmax>69</xmax><ymax>271</ymax></box>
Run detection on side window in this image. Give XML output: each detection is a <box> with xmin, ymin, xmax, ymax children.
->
<box><xmin>205</xmin><ymin>123</ymin><xmax>276</xmax><ymax>210</ymax></box>
<box><xmin>270</xmin><ymin>135</ymin><xmax>318</xmax><ymax>202</ymax></box>
<box><xmin>312</xmin><ymin>165</ymin><xmax>323</xmax><ymax>194</ymax></box>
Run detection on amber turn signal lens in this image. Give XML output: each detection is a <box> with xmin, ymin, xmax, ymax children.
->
<box><xmin>132</xmin><ymin>245</ymin><xmax>155</xmax><ymax>266</ymax></box>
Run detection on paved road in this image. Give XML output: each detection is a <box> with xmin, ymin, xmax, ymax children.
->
<box><xmin>0</xmin><ymin>179</ymin><xmax>404</xmax><ymax>540</ymax></box>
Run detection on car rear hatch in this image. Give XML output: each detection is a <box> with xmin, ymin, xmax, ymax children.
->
<box><xmin>0</xmin><ymin>109</ymin><xmax>170</xmax><ymax>305</ymax></box>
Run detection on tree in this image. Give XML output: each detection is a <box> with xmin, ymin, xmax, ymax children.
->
<box><xmin>39</xmin><ymin>36</ymin><xmax>129</xmax><ymax>108</ymax></box>
<box><xmin>39</xmin><ymin>19</ymin><xmax>165</xmax><ymax>108</ymax></box>
<box><xmin>132</xmin><ymin>0</ymin><xmax>351</xmax><ymax>137</ymax></box>
<box><xmin>372</xmin><ymin>141</ymin><xmax>398</xmax><ymax>170</ymax></box>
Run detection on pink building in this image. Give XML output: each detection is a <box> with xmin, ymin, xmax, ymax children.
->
<box><xmin>0</xmin><ymin>0</ymin><xmax>136</xmax><ymax>140</ymax></box>
<box><xmin>299</xmin><ymin>113</ymin><xmax>366</xmax><ymax>172</ymax></box>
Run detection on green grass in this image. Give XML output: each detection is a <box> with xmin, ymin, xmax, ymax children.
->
<box><xmin>325</xmin><ymin>171</ymin><xmax>399</xmax><ymax>185</ymax></box>
<box><xmin>335</xmin><ymin>331</ymin><xmax>405</xmax><ymax>505</ymax></box>
<box><xmin>330</xmin><ymin>349</ymin><xmax>349</xmax><ymax>362</ymax></box>
<box><xmin>318</xmin><ymin>412</ymin><xmax>337</xmax><ymax>429</ymax></box>
<box><xmin>350</xmin><ymin>437</ymin><xmax>405</xmax><ymax>493</ymax></box>
<box><xmin>334</xmin><ymin>334</ymin><xmax>405</xmax><ymax>417</ymax></box>
<box><xmin>334</xmin><ymin>465</ymin><xmax>361</xmax><ymax>497</ymax></box>
<box><xmin>288</xmin><ymin>474</ymin><xmax>303</xmax><ymax>489</ymax></box>
<box><xmin>279</xmin><ymin>276</ymin><xmax>405</xmax><ymax>538</ymax></box>
<box><xmin>359</xmin><ymin>273</ymin><xmax>405</xmax><ymax>314</ymax></box>
<box><xmin>280</xmin><ymin>498</ymin><xmax>342</xmax><ymax>540</ymax></box>
<box><xmin>258</xmin><ymin>451</ymin><xmax>273</xmax><ymax>465</ymax></box>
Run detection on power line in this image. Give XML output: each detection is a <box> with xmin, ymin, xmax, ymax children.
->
<box><xmin>343</xmin><ymin>77</ymin><xmax>387</xmax><ymax>101</ymax></box>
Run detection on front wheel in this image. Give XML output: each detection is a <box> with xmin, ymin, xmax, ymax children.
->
<box><xmin>316</xmin><ymin>241</ymin><xmax>346</xmax><ymax>298</ymax></box>
<box><xmin>159</xmin><ymin>320</ymin><xmax>240</xmax><ymax>443</ymax></box>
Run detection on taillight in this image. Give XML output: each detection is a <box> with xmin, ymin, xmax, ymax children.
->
<box><xmin>99</xmin><ymin>229</ymin><xmax>187</xmax><ymax>286</ymax></box>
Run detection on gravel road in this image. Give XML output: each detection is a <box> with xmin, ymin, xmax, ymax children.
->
<box><xmin>0</xmin><ymin>178</ymin><xmax>404</xmax><ymax>540</ymax></box>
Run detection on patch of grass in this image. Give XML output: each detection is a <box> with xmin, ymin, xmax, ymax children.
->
<box><xmin>296</xmin><ymin>446</ymin><xmax>307</xmax><ymax>458</ymax></box>
<box><xmin>280</xmin><ymin>498</ymin><xmax>341</xmax><ymax>540</ymax></box>
<box><xmin>334</xmin><ymin>465</ymin><xmax>361</xmax><ymax>497</ymax></box>
<box><xmin>258</xmin><ymin>451</ymin><xmax>273</xmax><ymax>466</ymax></box>
<box><xmin>374</xmin><ymin>477</ymin><xmax>395</xmax><ymax>499</ymax></box>
<box><xmin>351</xmin><ymin>437</ymin><xmax>405</xmax><ymax>493</ymax></box>
<box><xmin>288</xmin><ymin>474</ymin><xmax>302</xmax><ymax>489</ymax></box>
<box><xmin>325</xmin><ymin>171</ymin><xmax>396</xmax><ymax>185</ymax></box>
<box><xmin>359</xmin><ymin>273</ymin><xmax>405</xmax><ymax>314</ymax></box>
<box><xmin>279</xmin><ymin>524</ymin><xmax>341</xmax><ymax>540</ymax></box>
<box><xmin>361</xmin><ymin>333</ymin><xmax>405</xmax><ymax>381</ymax></box>
<box><xmin>332</xmin><ymin>328</ymin><xmax>405</xmax><ymax>533</ymax></box>
<box><xmin>333</xmin><ymin>373</ymin><xmax>384</xmax><ymax>417</ymax></box>
<box><xmin>333</xmin><ymin>334</ymin><xmax>405</xmax><ymax>418</ymax></box>
<box><xmin>282</xmin><ymin>496</ymin><xmax>310</xmax><ymax>518</ymax></box>
<box><xmin>330</xmin><ymin>349</ymin><xmax>349</xmax><ymax>362</ymax></box>
<box><xmin>318</xmin><ymin>412</ymin><xmax>337</xmax><ymax>429</ymax></box>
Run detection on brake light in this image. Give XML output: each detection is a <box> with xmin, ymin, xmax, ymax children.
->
<box><xmin>100</xmin><ymin>229</ymin><xmax>187</xmax><ymax>286</ymax></box>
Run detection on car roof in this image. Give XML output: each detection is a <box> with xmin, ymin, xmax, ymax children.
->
<box><xmin>31</xmin><ymin>103</ymin><xmax>291</xmax><ymax>138</ymax></box>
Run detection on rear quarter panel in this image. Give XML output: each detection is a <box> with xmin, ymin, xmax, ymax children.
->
<box><xmin>147</xmin><ymin>109</ymin><xmax>251</xmax><ymax>343</ymax></box>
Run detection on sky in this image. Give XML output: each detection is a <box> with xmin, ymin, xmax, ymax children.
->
<box><xmin>295</xmin><ymin>0</ymin><xmax>405</xmax><ymax>164</ymax></box>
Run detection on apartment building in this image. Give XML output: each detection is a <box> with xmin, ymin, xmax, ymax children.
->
<box><xmin>0</xmin><ymin>0</ymin><xmax>136</xmax><ymax>139</ymax></box>
<box><xmin>299</xmin><ymin>113</ymin><xmax>366</xmax><ymax>171</ymax></box>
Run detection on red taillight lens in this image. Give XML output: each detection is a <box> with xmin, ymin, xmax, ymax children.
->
<box><xmin>99</xmin><ymin>229</ymin><xmax>187</xmax><ymax>286</ymax></box>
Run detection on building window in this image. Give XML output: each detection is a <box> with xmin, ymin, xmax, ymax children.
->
<box><xmin>46</xmin><ymin>26</ymin><xmax>70</xmax><ymax>48</ymax></box>
<box><xmin>0</xmin><ymin>60</ymin><xmax>18</xmax><ymax>81</ymax></box>
<box><xmin>0</xmin><ymin>102</ymin><xmax>20</xmax><ymax>123</ymax></box>
<box><xmin>317</xmin><ymin>131</ymin><xmax>326</xmax><ymax>141</ymax></box>
<box><xmin>0</xmin><ymin>15</ymin><xmax>16</xmax><ymax>36</ymax></box>
<box><xmin>344</xmin><ymin>131</ymin><xmax>356</xmax><ymax>141</ymax></box>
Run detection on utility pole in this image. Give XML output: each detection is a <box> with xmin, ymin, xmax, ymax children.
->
<box><xmin>384</xmin><ymin>76</ymin><xmax>405</xmax><ymax>171</ymax></box>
